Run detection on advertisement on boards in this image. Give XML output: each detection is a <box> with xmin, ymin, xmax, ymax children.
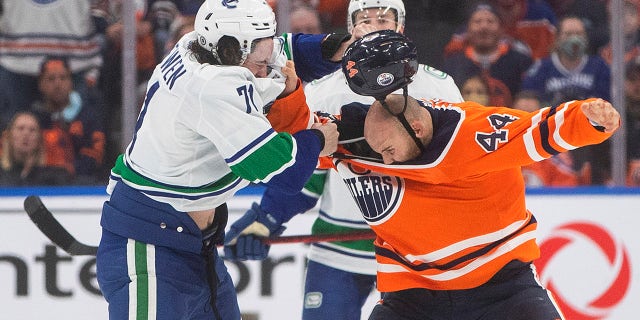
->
<box><xmin>1</xmin><ymin>188</ymin><xmax>638</xmax><ymax>319</ymax></box>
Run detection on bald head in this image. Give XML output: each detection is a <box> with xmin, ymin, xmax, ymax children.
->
<box><xmin>364</xmin><ymin>94</ymin><xmax>432</xmax><ymax>164</ymax></box>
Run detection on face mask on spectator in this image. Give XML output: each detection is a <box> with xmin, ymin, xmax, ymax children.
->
<box><xmin>558</xmin><ymin>35</ymin><xmax>587</xmax><ymax>59</ymax></box>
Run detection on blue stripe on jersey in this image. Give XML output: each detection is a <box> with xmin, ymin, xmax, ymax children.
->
<box><xmin>226</xmin><ymin>129</ymin><xmax>274</xmax><ymax>165</ymax></box>
<box><xmin>312</xmin><ymin>243</ymin><xmax>376</xmax><ymax>259</ymax></box>
<box><xmin>375</xmin><ymin>216</ymin><xmax>537</xmax><ymax>271</ymax></box>
<box><xmin>109</xmin><ymin>174</ymin><xmax>245</xmax><ymax>200</ymax></box>
<box><xmin>539</xmin><ymin>104</ymin><xmax>561</xmax><ymax>156</ymax></box>
<box><xmin>319</xmin><ymin>210</ymin><xmax>369</xmax><ymax>226</ymax></box>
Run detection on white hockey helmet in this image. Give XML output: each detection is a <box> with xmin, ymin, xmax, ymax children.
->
<box><xmin>347</xmin><ymin>0</ymin><xmax>406</xmax><ymax>33</ymax></box>
<box><xmin>194</xmin><ymin>0</ymin><xmax>277</xmax><ymax>63</ymax></box>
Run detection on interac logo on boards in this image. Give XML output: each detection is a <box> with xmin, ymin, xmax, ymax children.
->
<box><xmin>536</xmin><ymin>222</ymin><xmax>631</xmax><ymax>320</ymax></box>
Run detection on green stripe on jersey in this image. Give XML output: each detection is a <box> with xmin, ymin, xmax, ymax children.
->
<box><xmin>135</xmin><ymin>241</ymin><xmax>149</xmax><ymax>319</ymax></box>
<box><xmin>112</xmin><ymin>154</ymin><xmax>239</xmax><ymax>193</ymax></box>
<box><xmin>312</xmin><ymin>219</ymin><xmax>374</xmax><ymax>252</ymax></box>
<box><xmin>303</xmin><ymin>170</ymin><xmax>328</xmax><ymax>197</ymax></box>
<box><xmin>229</xmin><ymin>132</ymin><xmax>295</xmax><ymax>182</ymax></box>
<box><xmin>281</xmin><ymin>33</ymin><xmax>293</xmax><ymax>60</ymax></box>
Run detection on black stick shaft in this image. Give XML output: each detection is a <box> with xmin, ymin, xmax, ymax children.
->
<box><xmin>24</xmin><ymin>195</ymin><xmax>375</xmax><ymax>256</ymax></box>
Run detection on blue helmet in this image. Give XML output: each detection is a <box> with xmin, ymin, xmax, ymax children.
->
<box><xmin>341</xmin><ymin>30</ymin><xmax>418</xmax><ymax>100</ymax></box>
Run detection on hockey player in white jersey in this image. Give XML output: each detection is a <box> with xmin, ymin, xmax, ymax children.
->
<box><xmin>95</xmin><ymin>0</ymin><xmax>346</xmax><ymax>319</ymax></box>
<box><xmin>222</xmin><ymin>1</ymin><xmax>464</xmax><ymax>319</ymax></box>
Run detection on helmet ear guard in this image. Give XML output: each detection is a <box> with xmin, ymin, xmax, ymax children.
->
<box><xmin>194</xmin><ymin>0</ymin><xmax>277</xmax><ymax>64</ymax></box>
<box><xmin>341</xmin><ymin>30</ymin><xmax>418</xmax><ymax>100</ymax></box>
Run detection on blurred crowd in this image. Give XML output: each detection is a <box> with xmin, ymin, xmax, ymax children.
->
<box><xmin>0</xmin><ymin>0</ymin><xmax>639</xmax><ymax>187</ymax></box>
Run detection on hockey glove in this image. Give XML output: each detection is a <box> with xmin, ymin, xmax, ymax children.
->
<box><xmin>223</xmin><ymin>202</ymin><xmax>286</xmax><ymax>261</ymax></box>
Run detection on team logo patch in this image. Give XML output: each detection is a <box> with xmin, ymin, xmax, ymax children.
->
<box><xmin>377</xmin><ymin>73</ymin><xmax>394</xmax><ymax>86</ymax></box>
<box><xmin>304</xmin><ymin>292</ymin><xmax>323</xmax><ymax>309</ymax></box>
<box><xmin>222</xmin><ymin>0</ymin><xmax>238</xmax><ymax>8</ymax></box>
<box><xmin>339</xmin><ymin>163</ymin><xmax>403</xmax><ymax>225</ymax></box>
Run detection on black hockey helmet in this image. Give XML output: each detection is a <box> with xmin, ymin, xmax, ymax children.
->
<box><xmin>341</xmin><ymin>30</ymin><xmax>418</xmax><ymax>100</ymax></box>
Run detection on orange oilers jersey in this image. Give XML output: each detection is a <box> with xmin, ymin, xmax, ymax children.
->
<box><xmin>332</xmin><ymin>98</ymin><xmax>614</xmax><ymax>292</ymax></box>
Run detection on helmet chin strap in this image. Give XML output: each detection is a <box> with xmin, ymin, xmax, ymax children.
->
<box><xmin>378</xmin><ymin>86</ymin><xmax>425</xmax><ymax>153</ymax></box>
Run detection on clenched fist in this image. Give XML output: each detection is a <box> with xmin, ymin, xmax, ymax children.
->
<box><xmin>581</xmin><ymin>99</ymin><xmax>621</xmax><ymax>133</ymax></box>
<box><xmin>311</xmin><ymin>122</ymin><xmax>339</xmax><ymax>156</ymax></box>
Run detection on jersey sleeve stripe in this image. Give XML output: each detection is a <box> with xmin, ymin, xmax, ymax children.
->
<box><xmin>524</xmin><ymin>114</ymin><xmax>546</xmax><ymax>162</ymax></box>
<box><xmin>114</xmin><ymin>154</ymin><xmax>242</xmax><ymax>194</ymax></box>
<box><xmin>225</xmin><ymin>129</ymin><xmax>276</xmax><ymax>166</ymax></box>
<box><xmin>552</xmin><ymin>102</ymin><xmax>578</xmax><ymax>151</ymax></box>
<box><xmin>538</xmin><ymin>104</ymin><xmax>562</xmax><ymax>156</ymax></box>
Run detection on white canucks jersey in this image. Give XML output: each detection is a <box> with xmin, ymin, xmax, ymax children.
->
<box><xmin>108</xmin><ymin>32</ymin><xmax>292</xmax><ymax>212</ymax></box>
<box><xmin>303</xmin><ymin>66</ymin><xmax>464</xmax><ymax>275</ymax></box>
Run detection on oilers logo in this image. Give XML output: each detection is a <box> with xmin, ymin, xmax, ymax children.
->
<box><xmin>377</xmin><ymin>73</ymin><xmax>394</xmax><ymax>86</ymax></box>
<box><xmin>338</xmin><ymin>162</ymin><xmax>404</xmax><ymax>225</ymax></box>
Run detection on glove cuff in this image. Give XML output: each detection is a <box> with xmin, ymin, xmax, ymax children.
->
<box><xmin>252</xmin><ymin>202</ymin><xmax>286</xmax><ymax>236</ymax></box>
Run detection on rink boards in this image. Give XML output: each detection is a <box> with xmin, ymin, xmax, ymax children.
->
<box><xmin>1</xmin><ymin>187</ymin><xmax>639</xmax><ymax>320</ymax></box>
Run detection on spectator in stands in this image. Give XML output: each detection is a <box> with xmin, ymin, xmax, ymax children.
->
<box><xmin>163</xmin><ymin>15</ymin><xmax>196</xmax><ymax>57</ymax></box>
<box><xmin>0</xmin><ymin>0</ymin><xmax>102</xmax><ymax>131</ymax></box>
<box><xmin>316</xmin><ymin>0</ymin><xmax>350</xmax><ymax>32</ymax></box>
<box><xmin>147</xmin><ymin>0</ymin><xmax>181</xmax><ymax>63</ymax></box>
<box><xmin>512</xmin><ymin>91</ymin><xmax>580</xmax><ymax>187</ymax></box>
<box><xmin>624</xmin><ymin>58</ymin><xmax>640</xmax><ymax>186</ymax></box>
<box><xmin>521</xmin><ymin>15</ymin><xmax>611</xmax><ymax>185</ymax></box>
<box><xmin>546</xmin><ymin>0</ymin><xmax>610</xmax><ymax>54</ymax></box>
<box><xmin>0</xmin><ymin>111</ymin><xmax>72</xmax><ymax>186</ymax></box>
<box><xmin>442</xmin><ymin>3</ymin><xmax>533</xmax><ymax>99</ymax></box>
<box><xmin>290</xmin><ymin>5</ymin><xmax>323</xmax><ymax>34</ymax></box>
<box><xmin>459</xmin><ymin>71</ymin><xmax>512</xmax><ymax>106</ymax></box>
<box><xmin>489</xmin><ymin>0</ymin><xmax>557</xmax><ymax>60</ymax></box>
<box><xmin>31</xmin><ymin>57</ymin><xmax>106</xmax><ymax>185</ymax></box>
<box><xmin>402</xmin><ymin>1</ymin><xmax>473</xmax><ymax>68</ymax></box>
<box><xmin>600</xmin><ymin>0</ymin><xmax>640</xmax><ymax>65</ymax></box>
<box><xmin>521</xmin><ymin>16</ymin><xmax>610</xmax><ymax>106</ymax></box>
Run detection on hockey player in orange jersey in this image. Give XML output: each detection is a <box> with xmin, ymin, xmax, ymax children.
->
<box><xmin>328</xmin><ymin>31</ymin><xmax>620</xmax><ymax>319</ymax></box>
<box><xmin>223</xmin><ymin>30</ymin><xmax>620</xmax><ymax>319</ymax></box>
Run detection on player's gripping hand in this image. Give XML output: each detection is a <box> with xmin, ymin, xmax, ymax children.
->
<box><xmin>581</xmin><ymin>98</ymin><xmax>620</xmax><ymax>133</ymax></box>
<box><xmin>311</xmin><ymin>122</ymin><xmax>339</xmax><ymax>157</ymax></box>
<box><xmin>223</xmin><ymin>203</ymin><xmax>286</xmax><ymax>261</ymax></box>
<box><xmin>279</xmin><ymin>60</ymin><xmax>299</xmax><ymax>98</ymax></box>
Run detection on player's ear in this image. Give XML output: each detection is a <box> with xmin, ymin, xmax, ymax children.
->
<box><xmin>411</xmin><ymin>119</ymin><xmax>426</xmax><ymax>138</ymax></box>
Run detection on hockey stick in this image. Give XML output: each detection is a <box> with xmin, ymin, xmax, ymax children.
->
<box><xmin>262</xmin><ymin>229</ymin><xmax>375</xmax><ymax>244</ymax></box>
<box><xmin>24</xmin><ymin>195</ymin><xmax>98</xmax><ymax>256</ymax></box>
<box><xmin>23</xmin><ymin>195</ymin><xmax>376</xmax><ymax>256</ymax></box>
